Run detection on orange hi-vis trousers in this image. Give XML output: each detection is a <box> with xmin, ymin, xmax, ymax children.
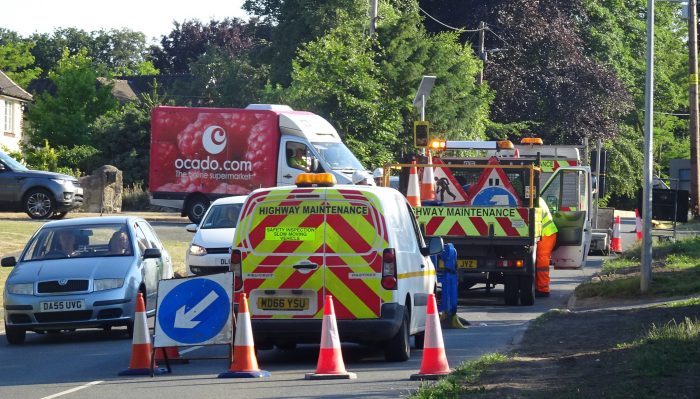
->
<box><xmin>536</xmin><ymin>233</ymin><xmax>557</xmax><ymax>293</ymax></box>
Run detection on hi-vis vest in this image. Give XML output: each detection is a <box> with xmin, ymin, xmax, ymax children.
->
<box><xmin>539</xmin><ymin>197</ymin><xmax>558</xmax><ymax>236</ymax></box>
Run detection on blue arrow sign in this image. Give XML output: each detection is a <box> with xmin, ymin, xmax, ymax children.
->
<box><xmin>472</xmin><ymin>187</ymin><xmax>518</xmax><ymax>207</ymax></box>
<box><xmin>156</xmin><ymin>277</ymin><xmax>231</xmax><ymax>345</ymax></box>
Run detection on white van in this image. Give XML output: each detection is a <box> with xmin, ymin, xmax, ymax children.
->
<box><xmin>230</xmin><ymin>173</ymin><xmax>443</xmax><ymax>361</ymax></box>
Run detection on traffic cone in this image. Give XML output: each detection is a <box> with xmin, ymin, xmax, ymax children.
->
<box><xmin>119</xmin><ymin>293</ymin><xmax>166</xmax><ymax>376</ymax></box>
<box><xmin>155</xmin><ymin>346</ymin><xmax>189</xmax><ymax>364</ymax></box>
<box><xmin>410</xmin><ymin>293</ymin><xmax>451</xmax><ymax>381</ymax></box>
<box><xmin>218</xmin><ymin>293</ymin><xmax>270</xmax><ymax>378</ymax></box>
<box><xmin>305</xmin><ymin>295</ymin><xmax>357</xmax><ymax>380</ymax></box>
<box><xmin>407</xmin><ymin>161</ymin><xmax>421</xmax><ymax>207</ymax></box>
<box><xmin>611</xmin><ymin>215</ymin><xmax>622</xmax><ymax>253</ymax></box>
<box><xmin>421</xmin><ymin>151</ymin><xmax>436</xmax><ymax>201</ymax></box>
<box><xmin>635</xmin><ymin>209</ymin><xmax>643</xmax><ymax>241</ymax></box>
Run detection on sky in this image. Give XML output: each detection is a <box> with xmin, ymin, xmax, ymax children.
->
<box><xmin>0</xmin><ymin>0</ymin><xmax>249</xmax><ymax>42</ymax></box>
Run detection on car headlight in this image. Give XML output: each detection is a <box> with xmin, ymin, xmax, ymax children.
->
<box><xmin>51</xmin><ymin>178</ymin><xmax>75</xmax><ymax>188</ymax></box>
<box><xmin>188</xmin><ymin>244</ymin><xmax>207</xmax><ymax>256</ymax></box>
<box><xmin>94</xmin><ymin>278</ymin><xmax>124</xmax><ymax>291</ymax></box>
<box><xmin>8</xmin><ymin>283</ymin><xmax>33</xmax><ymax>295</ymax></box>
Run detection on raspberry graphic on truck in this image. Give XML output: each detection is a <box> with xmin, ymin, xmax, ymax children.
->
<box><xmin>149</xmin><ymin>104</ymin><xmax>371</xmax><ymax>223</ymax></box>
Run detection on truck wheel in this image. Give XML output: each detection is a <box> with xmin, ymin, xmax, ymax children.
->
<box><xmin>24</xmin><ymin>188</ymin><xmax>55</xmax><ymax>219</ymax></box>
<box><xmin>519</xmin><ymin>274</ymin><xmax>535</xmax><ymax>306</ymax></box>
<box><xmin>504</xmin><ymin>275</ymin><xmax>519</xmax><ymax>306</ymax></box>
<box><xmin>186</xmin><ymin>196</ymin><xmax>209</xmax><ymax>224</ymax></box>
<box><xmin>5</xmin><ymin>322</ymin><xmax>26</xmax><ymax>345</ymax></box>
<box><xmin>385</xmin><ymin>311</ymin><xmax>410</xmax><ymax>362</ymax></box>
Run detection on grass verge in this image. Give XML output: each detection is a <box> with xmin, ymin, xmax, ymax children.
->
<box><xmin>410</xmin><ymin>353</ymin><xmax>507</xmax><ymax>398</ymax></box>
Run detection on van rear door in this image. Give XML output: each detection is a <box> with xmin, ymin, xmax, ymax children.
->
<box><xmin>323</xmin><ymin>189</ymin><xmax>387</xmax><ymax>320</ymax></box>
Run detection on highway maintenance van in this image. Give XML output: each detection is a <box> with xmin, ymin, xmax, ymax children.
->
<box><xmin>149</xmin><ymin>104</ymin><xmax>370</xmax><ymax>222</ymax></box>
<box><xmin>230</xmin><ymin>173</ymin><xmax>443</xmax><ymax>361</ymax></box>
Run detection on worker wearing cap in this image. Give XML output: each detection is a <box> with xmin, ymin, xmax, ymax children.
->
<box><xmin>536</xmin><ymin>196</ymin><xmax>558</xmax><ymax>297</ymax></box>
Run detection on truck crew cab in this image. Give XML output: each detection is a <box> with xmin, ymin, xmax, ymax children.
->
<box><xmin>230</xmin><ymin>173</ymin><xmax>443</xmax><ymax>361</ymax></box>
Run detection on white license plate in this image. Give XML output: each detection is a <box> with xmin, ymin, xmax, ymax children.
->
<box><xmin>40</xmin><ymin>300</ymin><xmax>86</xmax><ymax>312</ymax></box>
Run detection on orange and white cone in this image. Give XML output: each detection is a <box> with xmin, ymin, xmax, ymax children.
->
<box><xmin>635</xmin><ymin>209</ymin><xmax>643</xmax><ymax>241</ymax></box>
<box><xmin>407</xmin><ymin>161</ymin><xmax>421</xmax><ymax>207</ymax></box>
<box><xmin>611</xmin><ymin>215</ymin><xmax>622</xmax><ymax>253</ymax></box>
<box><xmin>305</xmin><ymin>295</ymin><xmax>357</xmax><ymax>380</ymax></box>
<box><xmin>155</xmin><ymin>346</ymin><xmax>189</xmax><ymax>364</ymax></box>
<box><xmin>119</xmin><ymin>293</ymin><xmax>166</xmax><ymax>376</ymax></box>
<box><xmin>218</xmin><ymin>293</ymin><xmax>270</xmax><ymax>378</ymax></box>
<box><xmin>410</xmin><ymin>293</ymin><xmax>450</xmax><ymax>380</ymax></box>
<box><xmin>421</xmin><ymin>151</ymin><xmax>436</xmax><ymax>202</ymax></box>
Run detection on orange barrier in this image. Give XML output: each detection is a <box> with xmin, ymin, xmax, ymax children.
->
<box><xmin>407</xmin><ymin>161</ymin><xmax>421</xmax><ymax>207</ymax></box>
<box><xmin>410</xmin><ymin>293</ymin><xmax>451</xmax><ymax>380</ymax></box>
<box><xmin>611</xmin><ymin>215</ymin><xmax>622</xmax><ymax>253</ymax></box>
<box><xmin>119</xmin><ymin>293</ymin><xmax>166</xmax><ymax>376</ymax></box>
<box><xmin>305</xmin><ymin>295</ymin><xmax>357</xmax><ymax>380</ymax></box>
<box><xmin>218</xmin><ymin>293</ymin><xmax>270</xmax><ymax>378</ymax></box>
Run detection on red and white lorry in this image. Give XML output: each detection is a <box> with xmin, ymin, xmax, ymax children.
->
<box><xmin>149</xmin><ymin>104</ymin><xmax>370</xmax><ymax>222</ymax></box>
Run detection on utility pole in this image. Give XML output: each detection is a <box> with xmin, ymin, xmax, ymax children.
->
<box><xmin>689</xmin><ymin>0</ymin><xmax>700</xmax><ymax>216</ymax></box>
<box><xmin>478</xmin><ymin>21</ymin><xmax>485</xmax><ymax>85</ymax></box>
<box><xmin>369</xmin><ymin>0</ymin><xmax>378</xmax><ymax>37</ymax></box>
<box><xmin>641</xmin><ymin>0</ymin><xmax>655</xmax><ymax>293</ymax></box>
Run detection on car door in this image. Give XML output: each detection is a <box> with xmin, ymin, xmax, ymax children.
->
<box><xmin>277</xmin><ymin>139</ymin><xmax>313</xmax><ymax>186</ymax></box>
<box><xmin>133</xmin><ymin>223</ymin><xmax>160</xmax><ymax>310</ymax></box>
<box><xmin>0</xmin><ymin>162</ymin><xmax>20</xmax><ymax>207</ymax></box>
<box><xmin>540</xmin><ymin>166</ymin><xmax>592</xmax><ymax>268</ymax></box>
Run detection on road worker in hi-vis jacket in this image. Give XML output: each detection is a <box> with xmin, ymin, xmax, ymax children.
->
<box><xmin>536</xmin><ymin>197</ymin><xmax>558</xmax><ymax>297</ymax></box>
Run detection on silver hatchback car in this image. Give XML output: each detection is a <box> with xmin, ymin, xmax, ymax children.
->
<box><xmin>2</xmin><ymin>216</ymin><xmax>174</xmax><ymax>344</ymax></box>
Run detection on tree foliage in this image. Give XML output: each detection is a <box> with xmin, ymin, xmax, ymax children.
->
<box><xmin>0</xmin><ymin>31</ymin><xmax>41</xmax><ymax>87</ymax></box>
<box><xmin>151</xmin><ymin>18</ymin><xmax>270</xmax><ymax>74</ymax></box>
<box><xmin>27</xmin><ymin>48</ymin><xmax>118</xmax><ymax>147</ymax></box>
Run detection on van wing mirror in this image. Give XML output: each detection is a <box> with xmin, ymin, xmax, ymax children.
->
<box><xmin>185</xmin><ymin>223</ymin><xmax>198</xmax><ymax>233</ymax></box>
<box><xmin>422</xmin><ymin>237</ymin><xmax>444</xmax><ymax>256</ymax></box>
<box><xmin>310</xmin><ymin>158</ymin><xmax>322</xmax><ymax>173</ymax></box>
<box><xmin>2</xmin><ymin>256</ymin><xmax>17</xmax><ymax>267</ymax></box>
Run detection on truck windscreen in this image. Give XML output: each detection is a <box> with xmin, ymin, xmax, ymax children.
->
<box><xmin>313</xmin><ymin>142</ymin><xmax>364</xmax><ymax>170</ymax></box>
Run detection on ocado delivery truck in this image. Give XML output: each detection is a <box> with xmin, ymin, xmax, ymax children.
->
<box><xmin>149</xmin><ymin>104</ymin><xmax>369</xmax><ymax>222</ymax></box>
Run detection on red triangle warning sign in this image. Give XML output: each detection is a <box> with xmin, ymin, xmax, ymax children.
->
<box><xmin>465</xmin><ymin>157</ymin><xmax>522</xmax><ymax>207</ymax></box>
<box><xmin>432</xmin><ymin>157</ymin><xmax>469</xmax><ymax>205</ymax></box>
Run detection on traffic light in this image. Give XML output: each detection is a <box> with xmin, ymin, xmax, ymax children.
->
<box><xmin>414</xmin><ymin>121</ymin><xmax>429</xmax><ymax>148</ymax></box>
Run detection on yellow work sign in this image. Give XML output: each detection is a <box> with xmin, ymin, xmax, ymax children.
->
<box><xmin>690</xmin><ymin>73</ymin><xmax>699</xmax><ymax>86</ymax></box>
<box><xmin>265</xmin><ymin>227</ymin><xmax>317</xmax><ymax>241</ymax></box>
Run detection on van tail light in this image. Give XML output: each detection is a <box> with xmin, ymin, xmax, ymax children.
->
<box><xmin>230</xmin><ymin>249</ymin><xmax>243</xmax><ymax>291</ymax></box>
<box><xmin>381</xmin><ymin>248</ymin><xmax>397</xmax><ymax>290</ymax></box>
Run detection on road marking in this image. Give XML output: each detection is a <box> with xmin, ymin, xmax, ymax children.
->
<box><xmin>180</xmin><ymin>345</ymin><xmax>203</xmax><ymax>354</ymax></box>
<box><xmin>40</xmin><ymin>381</ymin><xmax>103</xmax><ymax>399</ymax></box>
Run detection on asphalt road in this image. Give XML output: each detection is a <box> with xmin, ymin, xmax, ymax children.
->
<box><xmin>0</xmin><ymin>218</ymin><xmax>606</xmax><ymax>399</ymax></box>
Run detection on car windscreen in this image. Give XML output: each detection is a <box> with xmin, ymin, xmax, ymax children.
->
<box><xmin>21</xmin><ymin>224</ymin><xmax>133</xmax><ymax>261</ymax></box>
<box><xmin>0</xmin><ymin>150</ymin><xmax>28</xmax><ymax>171</ymax></box>
<box><xmin>200</xmin><ymin>203</ymin><xmax>243</xmax><ymax>229</ymax></box>
<box><xmin>312</xmin><ymin>142</ymin><xmax>364</xmax><ymax>171</ymax></box>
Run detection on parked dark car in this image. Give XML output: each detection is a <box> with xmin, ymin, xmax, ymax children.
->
<box><xmin>0</xmin><ymin>149</ymin><xmax>83</xmax><ymax>219</ymax></box>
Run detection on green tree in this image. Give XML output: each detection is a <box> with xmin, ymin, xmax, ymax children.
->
<box><xmin>91</xmin><ymin>102</ymin><xmax>152</xmax><ymax>185</ymax></box>
<box><xmin>0</xmin><ymin>29</ymin><xmax>41</xmax><ymax>87</ymax></box>
<box><xmin>27</xmin><ymin>48</ymin><xmax>118</xmax><ymax>147</ymax></box>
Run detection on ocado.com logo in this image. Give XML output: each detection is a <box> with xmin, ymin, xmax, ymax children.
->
<box><xmin>202</xmin><ymin>125</ymin><xmax>227</xmax><ymax>155</ymax></box>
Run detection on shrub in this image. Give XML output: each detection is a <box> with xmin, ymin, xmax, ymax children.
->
<box><xmin>122</xmin><ymin>184</ymin><xmax>152</xmax><ymax>211</ymax></box>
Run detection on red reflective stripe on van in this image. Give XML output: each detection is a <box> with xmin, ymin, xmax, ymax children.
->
<box><xmin>496</xmin><ymin>217</ymin><xmax>518</xmax><ymax>236</ymax></box>
<box><xmin>469</xmin><ymin>217</ymin><xmax>489</xmax><ymax>235</ymax></box>
<box><xmin>279</xmin><ymin>266</ymin><xmax>319</xmax><ymax>289</ymax></box>
<box><xmin>325</xmin><ymin>294</ymin><xmax>354</xmax><ymax>319</ymax></box>
<box><xmin>518</xmin><ymin>208</ymin><xmax>529</xmax><ymax>221</ymax></box>
<box><xmin>326</xmin><ymin>214</ymin><xmax>373</xmax><ymax>253</ymax></box>
<box><xmin>326</xmin><ymin>265</ymin><xmax>381</xmax><ymax>316</ymax></box>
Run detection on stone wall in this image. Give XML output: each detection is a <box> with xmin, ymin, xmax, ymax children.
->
<box><xmin>79</xmin><ymin>165</ymin><xmax>123</xmax><ymax>213</ymax></box>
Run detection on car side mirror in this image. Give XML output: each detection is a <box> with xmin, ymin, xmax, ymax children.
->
<box><xmin>421</xmin><ymin>237</ymin><xmax>444</xmax><ymax>256</ymax></box>
<box><xmin>2</xmin><ymin>256</ymin><xmax>17</xmax><ymax>267</ymax></box>
<box><xmin>310</xmin><ymin>158</ymin><xmax>322</xmax><ymax>173</ymax></box>
<box><xmin>0</xmin><ymin>162</ymin><xmax>5</xmax><ymax>172</ymax></box>
<box><xmin>143</xmin><ymin>248</ymin><xmax>162</xmax><ymax>259</ymax></box>
<box><xmin>186</xmin><ymin>223</ymin><xmax>198</xmax><ymax>233</ymax></box>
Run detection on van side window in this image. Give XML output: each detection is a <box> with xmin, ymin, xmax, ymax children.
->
<box><xmin>384</xmin><ymin>197</ymin><xmax>415</xmax><ymax>252</ymax></box>
<box><xmin>406</xmin><ymin>203</ymin><xmax>426</xmax><ymax>249</ymax></box>
<box><xmin>286</xmin><ymin>142</ymin><xmax>310</xmax><ymax>172</ymax></box>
